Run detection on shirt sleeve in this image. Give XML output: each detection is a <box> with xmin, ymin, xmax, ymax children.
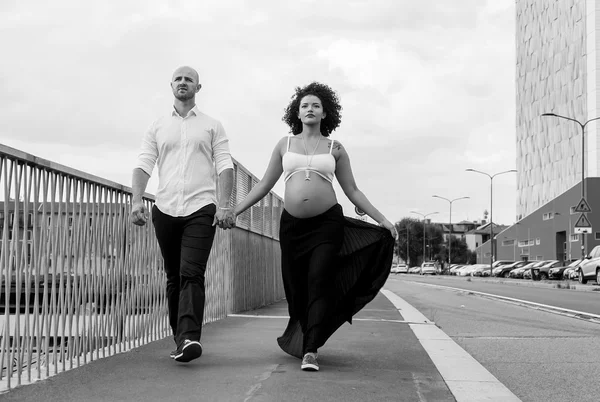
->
<box><xmin>135</xmin><ymin>121</ymin><xmax>158</xmax><ymax>176</ymax></box>
<box><xmin>212</xmin><ymin>121</ymin><xmax>234</xmax><ymax>174</ymax></box>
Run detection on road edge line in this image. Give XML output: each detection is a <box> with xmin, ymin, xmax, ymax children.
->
<box><xmin>402</xmin><ymin>280</ymin><xmax>600</xmax><ymax>323</ymax></box>
<box><xmin>381</xmin><ymin>289</ymin><xmax>521</xmax><ymax>402</ymax></box>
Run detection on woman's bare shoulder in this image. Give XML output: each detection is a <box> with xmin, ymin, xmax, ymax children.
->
<box><xmin>329</xmin><ymin>138</ymin><xmax>346</xmax><ymax>157</ymax></box>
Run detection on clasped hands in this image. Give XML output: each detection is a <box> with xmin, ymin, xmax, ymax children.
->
<box><xmin>213</xmin><ymin>208</ymin><xmax>236</xmax><ymax>229</ymax></box>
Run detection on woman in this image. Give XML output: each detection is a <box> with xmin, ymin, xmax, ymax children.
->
<box><xmin>232</xmin><ymin>82</ymin><xmax>397</xmax><ymax>371</ymax></box>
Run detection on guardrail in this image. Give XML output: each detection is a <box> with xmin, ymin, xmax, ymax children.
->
<box><xmin>0</xmin><ymin>143</ymin><xmax>284</xmax><ymax>390</ymax></box>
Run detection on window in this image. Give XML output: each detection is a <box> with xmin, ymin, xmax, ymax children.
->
<box><xmin>68</xmin><ymin>217</ymin><xmax>73</xmax><ymax>227</ymax></box>
<box><xmin>535</xmin><ymin>238</ymin><xmax>541</xmax><ymax>245</ymax></box>
<box><xmin>542</xmin><ymin>212</ymin><xmax>554</xmax><ymax>220</ymax></box>
<box><xmin>502</xmin><ymin>239</ymin><xmax>515</xmax><ymax>246</ymax></box>
<box><xmin>520</xmin><ymin>248</ymin><xmax>529</xmax><ymax>255</ymax></box>
<box><xmin>27</xmin><ymin>230</ymin><xmax>32</xmax><ymax>241</ymax></box>
<box><xmin>570</xmin><ymin>234</ymin><xmax>579</xmax><ymax>242</ymax></box>
<box><xmin>596</xmin><ymin>232</ymin><xmax>600</xmax><ymax>240</ymax></box>
<box><xmin>536</xmin><ymin>255</ymin><xmax>544</xmax><ymax>261</ymax></box>
<box><xmin>518</xmin><ymin>239</ymin><xmax>534</xmax><ymax>247</ymax></box>
<box><xmin>27</xmin><ymin>213</ymin><xmax>33</xmax><ymax>227</ymax></box>
<box><xmin>9</xmin><ymin>213</ymin><xmax>14</xmax><ymax>226</ymax></box>
<box><xmin>484</xmin><ymin>252</ymin><xmax>491</xmax><ymax>257</ymax></box>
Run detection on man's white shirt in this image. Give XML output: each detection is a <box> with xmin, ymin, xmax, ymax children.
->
<box><xmin>136</xmin><ymin>105</ymin><xmax>233</xmax><ymax>217</ymax></box>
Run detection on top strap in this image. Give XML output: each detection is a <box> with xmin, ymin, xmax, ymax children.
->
<box><xmin>287</xmin><ymin>135</ymin><xmax>292</xmax><ymax>151</ymax></box>
<box><xmin>329</xmin><ymin>139</ymin><xmax>335</xmax><ymax>154</ymax></box>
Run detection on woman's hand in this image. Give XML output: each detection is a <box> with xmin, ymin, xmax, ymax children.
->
<box><xmin>379</xmin><ymin>219</ymin><xmax>398</xmax><ymax>240</ymax></box>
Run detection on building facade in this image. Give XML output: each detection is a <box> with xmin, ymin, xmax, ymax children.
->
<box><xmin>516</xmin><ymin>0</ymin><xmax>600</xmax><ymax>220</ymax></box>
<box><xmin>497</xmin><ymin>177</ymin><xmax>600</xmax><ymax>263</ymax></box>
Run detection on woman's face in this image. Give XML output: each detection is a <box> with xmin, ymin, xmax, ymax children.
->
<box><xmin>298</xmin><ymin>95</ymin><xmax>326</xmax><ymax>125</ymax></box>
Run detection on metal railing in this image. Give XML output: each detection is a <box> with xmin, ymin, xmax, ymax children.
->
<box><xmin>0</xmin><ymin>143</ymin><xmax>284</xmax><ymax>390</ymax></box>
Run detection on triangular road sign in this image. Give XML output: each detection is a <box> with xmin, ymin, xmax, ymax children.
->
<box><xmin>574</xmin><ymin>213</ymin><xmax>592</xmax><ymax>228</ymax></box>
<box><xmin>574</xmin><ymin>198</ymin><xmax>592</xmax><ymax>213</ymax></box>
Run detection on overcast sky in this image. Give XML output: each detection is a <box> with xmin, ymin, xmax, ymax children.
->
<box><xmin>1</xmin><ymin>0</ymin><xmax>517</xmax><ymax>226</ymax></box>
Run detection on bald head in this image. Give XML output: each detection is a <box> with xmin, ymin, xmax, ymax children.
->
<box><xmin>172</xmin><ymin>66</ymin><xmax>199</xmax><ymax>83</ymax></box>
<box><xmin>171</xmin><ymin>66</ymin><xmax>201</xmax><ymax>102</ymax></box>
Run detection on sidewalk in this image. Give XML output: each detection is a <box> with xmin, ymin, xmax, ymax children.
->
<box><xmin>0</xmin><ymin>294</ymin><xmax>454</xmax><ymax>402</ymax></box>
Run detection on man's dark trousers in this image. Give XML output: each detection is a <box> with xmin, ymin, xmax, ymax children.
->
<box><xmin>152</xmin><ymin>203</ymin><xmax>216</xmax><ymax>347</ymax></box>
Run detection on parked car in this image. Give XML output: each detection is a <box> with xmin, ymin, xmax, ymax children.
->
<box><xmin>561</xmin><ymin>259</ymin><xmax>583</xmax><ymax>280</ymax></box>
<box><xmin>493</xmin><ymin>261</ymin><xmax>528</xmax><ymax>278</ymax></box>
<box><xmin>471</xmin><ymin>265</ymin><xmax>493</xmax><ymax>277</ymax></box>
<box><xmin>392</xmin><ymin>263</ymin><xmax>409</xmax><ymax>274</ymax></box>
<box><xmin>457</xmin><ymin>264</ymin><xmax>484</xmax><ymax>276</ymax></box>
<box><xmin>408</xmin><ymin>266</ymin><xmax>421</xmax><ymax>274</ymax></box>
<box><xmin>549</xmin><ymin>259</ymin><xmax>581</xmax><ymax>280</ymax></box>
<box><xmin>491</xmin><ymin>260</ymin><xmax>515</xmax><ymax>268</ymax></box>
<box><xmin>420</xmin><ymin>262</ymin><xmax>437</xmax><ymax>275</ymax></box>
<box><xmin>510</xmin><ymin>260</ymin><xmax>549</xmax><ymax>278</ymax></box>
<box><xmin>537</xmin><ymin>260</ymin><xmax>561</xmax><ymax>280</ymax></box>
<box><xmin>449</xmin><ymin>265</ymin><xmax>464</xmax><ymax>275</ymax></box>
<box><xmin>577</xmin><ymin>245</ymin><xmax>600</xmax><ymax>284</ymax></box>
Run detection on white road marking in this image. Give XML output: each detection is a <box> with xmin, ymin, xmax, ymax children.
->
<box><xmin>227</xmin><ymin>314</ymin><xmax>435</xmax><ymax>324</ymax></box>
<box><xmin>403</xmin><ymin>280</ymin><xmax>600</xmax><ymax>323</ymax></box>
<box><xmin>381</xmin><ymin>289</ymin><xmax>521</xmax><ymax>402</ymax></box>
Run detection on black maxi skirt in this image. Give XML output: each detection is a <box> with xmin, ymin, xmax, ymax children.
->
<box><xmin>277</xmin><ymin>204</ymin><xmax>395</xmax><ymax>358</ymax></box>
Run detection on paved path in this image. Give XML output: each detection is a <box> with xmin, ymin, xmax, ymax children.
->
<box><xmin>0</xmin><ymin>294</ymin><xmax>455</xmax><ymax>402</ymax></box>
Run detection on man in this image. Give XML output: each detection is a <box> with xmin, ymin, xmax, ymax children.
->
<box><xmin>130</xmin><ymin>66</ymin><xmax>235</xmax><ymax>363</ymax></box>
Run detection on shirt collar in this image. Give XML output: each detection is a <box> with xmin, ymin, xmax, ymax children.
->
<box><xmin>172</xmin><ymin>104</ymin><xmax>201</xmax><ymax>118</ymax></box>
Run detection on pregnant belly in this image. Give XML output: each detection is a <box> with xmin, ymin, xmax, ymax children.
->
<box><xmin>284</xmin><ymin>173</ymin><xmax>337</xmax><ymax>218</ymax></box>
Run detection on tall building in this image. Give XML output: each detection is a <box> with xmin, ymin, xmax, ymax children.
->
<box><xmin>516</xmin><ymin>0</ymin><xmax>600</xmax><ymax>220</ymax></box>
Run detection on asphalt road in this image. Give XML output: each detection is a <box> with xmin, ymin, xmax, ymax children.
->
<box><xmin>386</xmin><ymin>275</ymin><xmax>600</xmax><ymax>402</ymax></box>
<box><xmin>393</xmin><ymin>274</ymin><xmax>600</xmax><ymax>316</ymax></box>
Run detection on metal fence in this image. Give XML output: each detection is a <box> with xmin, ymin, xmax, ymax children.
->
<box><xmin>0</xmin><ymin>143</ymin><xmax>283</xmax><ymax>390</ymax></box>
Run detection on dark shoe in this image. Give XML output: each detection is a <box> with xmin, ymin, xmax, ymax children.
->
<box><xmin>301</xmin><ymin>353</ymin><xmax>319</xmax><ymax>371</ymax></box>
<box><xmin>173</xmin><ymin>340</ymin><xmax>203</xmax><ymax>363</ymax></box>
<box><xmin>169</xmin><ymin>349</ymin><xmax>177</xmax><ymax>359</ymax></box>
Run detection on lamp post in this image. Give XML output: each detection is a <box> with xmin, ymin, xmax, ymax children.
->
<box><xmin>432</xmin><ymin>195</ymin><xmax>470</xmax><ymax>268</ymax></box>
<box><xmin>466</xmin><ymin>168</ymin><xmax>517</xmax><ymax>275</ymax></box>
<box><xmin>541</xmin><ymin>113</ymin><xmax>600</xmax><ymax>258</ymax></box>
<box><xmin>410</xmin><ymin>211</ymin><xmax>439</xmax><ymax>265</ymax></box>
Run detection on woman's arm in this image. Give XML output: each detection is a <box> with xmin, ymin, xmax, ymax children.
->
<box><xmin>334</xmin><ymin>141</ymin><xmax>397</xmax><ymax>237</ymax></box>
<box><xmin>234</xmin><ymin>137</ymin><xmax>286</xmax><ymax>216</ymax></box>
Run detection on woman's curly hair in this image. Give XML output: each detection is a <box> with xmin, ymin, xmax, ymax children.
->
<box><xmin>282</xmin><ymin>82</ymin><xmax>342</xmax><ymax>137</ymax></box>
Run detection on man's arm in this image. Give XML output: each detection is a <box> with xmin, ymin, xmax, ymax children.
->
<box><xmin>213</xmin><ymin>168</ymin><xmax>234</xmax><ymax>227</ymax></box>
<box><xmin>217</xmin><ymin>168</ymin><xmax>234</xmax><ymax>209</ymax></box>
<box><xmin>131</xmin><ymin>168</ymin><xmax>151</xmax><ymax>226</ymax></box>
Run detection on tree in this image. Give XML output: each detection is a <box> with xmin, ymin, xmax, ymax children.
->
<box><xmin>395</xmin><ymin>218</ymin><xmax>445</xmax><ymax>266</ymax></box>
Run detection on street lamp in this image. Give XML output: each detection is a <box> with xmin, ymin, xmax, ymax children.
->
<box><xmin>466</xmin><ymin>168</ymin><xmax>517</xmax><ymax>275</ymax></box>
<box><xmin>541</xmin><ymin>113</ymin><xmax>600</xmax><ymax>258</ymax></box>
<box><xmin>410</xmin><ymin>211</ymin><xmax>439</xmax><ymax>265</ymax></box>
<box><xmin>432</xmin><ymin>195</ymin><xmax>470</xmax><ymax>268</ymax></box>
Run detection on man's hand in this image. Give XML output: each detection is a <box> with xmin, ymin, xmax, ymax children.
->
<box><xmin>130</xmin><ymin>201</ymin><xmax>149</xmax><ymax>226</ymax></box>
<box><xmin>213</xmin><ymin>208</ymin><xmax>236</xmax><ymax>229</ymax></box>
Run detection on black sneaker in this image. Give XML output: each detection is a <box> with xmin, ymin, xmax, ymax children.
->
<box><xmin>169</xmin><ymin>349</ymin><xmax>177</xmax><ymax>359</ymax></box>
<box><xmin>301</xmin><ymin>353</ymin><xmax>319</xmax><ymax>371</ymax></box>
<box><xmin>173</xmin><ymin>340</ymin><xmax>203</xmax><ymax>363</ymax></box>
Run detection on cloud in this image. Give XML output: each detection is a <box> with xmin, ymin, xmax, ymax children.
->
<box><xmin>0</xmin><ymin>0</ymin><xmax>518</xmax><ymax>225</ymax></box>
